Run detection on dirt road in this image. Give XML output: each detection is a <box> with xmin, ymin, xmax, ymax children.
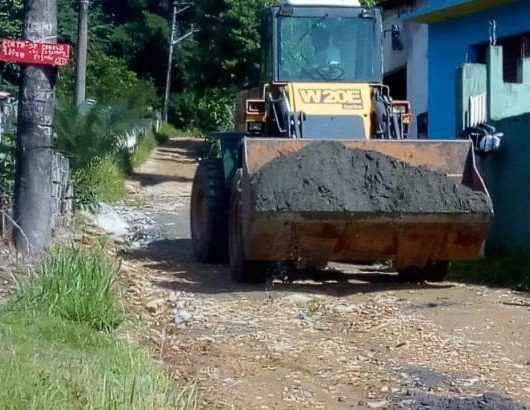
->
<box><xmin>121</xmin><ymin>138</ymin><xmax>530</xmax><ymax>409</ymax></box>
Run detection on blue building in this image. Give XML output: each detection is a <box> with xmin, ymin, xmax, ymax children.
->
<box><xmin>382</xmin><ymin>0</ymin><xmax>530</xmax><ymax>253</ymax></box>
<box><xmin>403</xmin><ymin>0</ymin><xmax>530</xmax><ymax>138</ymax></box>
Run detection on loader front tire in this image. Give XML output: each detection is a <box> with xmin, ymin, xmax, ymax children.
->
<box><xmin>191</xmin><ymin>159</ymin><xmax>227</xmax><ymax>263</ymax></box>
<box><xmin>229</xmin><ymin>169</ymin><xmax>267</xmax><ymax>284</ymax></box>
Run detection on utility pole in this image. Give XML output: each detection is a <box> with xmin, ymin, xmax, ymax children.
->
<box><xmin>14</xmin><ymin>0</ymin><xmax>58</xmax><ymax>255</ymax></box>
<box><xmin>162</xmin><ymin>3</ymin><xmax>196</xmax><ymax>123</ymax></box>
<box><xmin>163</xmin><ymin>2</ymin><xmax>178</xmax><ymax>123</ymax></box>
<box><xmin>75</xmin><ymin>0</ymin><xmax>89</xmax><ymax>107</ymax></box>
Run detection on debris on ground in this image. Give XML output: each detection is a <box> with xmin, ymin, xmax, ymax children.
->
<box><xmin>117</xmin><ymin>138</ymin><xmax>530</xmax><ymax>409</ymax></box>
<box><xmin>83</xmin><ymin>202</ymin><xmax>161</xmax><ymax>247</ymax></box>
<box><xmin>392</xmin><ymin>392</ymin><xmax>530</xmax><ymax>409</ymax></box>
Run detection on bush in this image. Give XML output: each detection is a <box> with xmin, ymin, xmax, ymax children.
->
<box><xmin>169</xmin><ymin>88</ymin><xmax>235</xmax><ymax>132</ymax></box>
<box><xmin>130</xmin><ymin>132</ymin><xmax>157</xmax><ymax>169</ymax></box>
<box><xmin>155</xmin><ymin>123</ymin><xmax>178</xmax><ymax>144</ymax></box>
<box><xmin>73</xmin><ymin>156</ymin><xmax>126</xmax><ymax>206</ymax></box>
<box><xmin>9</xmin><ymin>246</ymin><xmax>123</xmax><ymax>331</ymax></box>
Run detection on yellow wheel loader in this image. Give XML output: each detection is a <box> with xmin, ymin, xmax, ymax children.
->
<box><xmin>190</xmin><ymin>0</ymin><xmax>493</xmax><ymax>283</ymax></box>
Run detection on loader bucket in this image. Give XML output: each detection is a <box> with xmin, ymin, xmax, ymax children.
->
<box><xmin>238</xmin><ymin>138</ymin><xmax>493</xmax><ymax>269</ymax></box>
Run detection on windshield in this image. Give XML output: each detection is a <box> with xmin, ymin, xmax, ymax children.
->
<box><xmin>278</xmin><ymin>15</ymin><xmax>382</xmax><ymax>83</ymax></box>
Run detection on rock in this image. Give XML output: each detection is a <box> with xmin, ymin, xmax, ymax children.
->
<box><xmin>283</xmin><ymin>294</ymin><xmax>317</xmax><ymax>305</ymax></box>
<box><xmin>146</xmin><ymin>298</ymin><xmax>165</xmax><ymax>313</ymax></box>
<box><xmin>91</xmin><ymin>203</ymin><xmax>130</xmax><ymax>240</ymax></box>
<box><xmin>296</xmin><ymin>311</ymin><xmax>311</xmax><ymax>321</ymax></box>
<box><xmin>174</xmin><ymin>309</ymin><xmax>192</xmax><ymax>326</ymax></box>
<box><xmin>366</xmin><ymin>400</ymin><xmax>388</xmax><ymax>408</ymax></box>
<box><xmin>333</xmin><ymin>304</ymin><xmax>357</xmax><ymax>314</ymax></box>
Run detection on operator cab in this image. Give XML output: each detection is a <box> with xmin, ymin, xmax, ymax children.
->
<box><xmin>238</xmin><ymin>0</ymin><xmax>410</xmax><ymax>140</ymax></box>
<box><xmin>262</xmin><ymin>0</ymin><xmax>382</xmax><ymax>84</ymax></box>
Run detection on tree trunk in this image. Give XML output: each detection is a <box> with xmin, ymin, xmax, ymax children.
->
<box><xmin>14</xmin><ymin>0</ymin><xmax>58</xmax><ymax>256</ymax></box>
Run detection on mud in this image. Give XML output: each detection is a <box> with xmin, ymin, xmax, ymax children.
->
<box><xmin>252</xmin><ymin>141</ymin><xmax>491</xmax><ymax>214</ymax></box>
<box><xmin>392</xmin><ymin>392</ymin><xmax>530</xmax><ymax>409</ymax></box>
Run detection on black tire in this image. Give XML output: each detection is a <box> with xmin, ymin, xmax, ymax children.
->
<box><xmin>190</xmin><ymin>159</ymin><xmax>227</xmax><ymax>262</ymax></box>
<box><xmin>398</xmin><ymin>262</ymin><xmax>450</xmax><ymax>283</ymax></box>
<box><xmin>229</xmin><ymin>169</ymin><xmax>267</xmax><ymax>283</ymax></box>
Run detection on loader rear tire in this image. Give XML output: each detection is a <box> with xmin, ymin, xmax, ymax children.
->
<box><xmin>398</xmin><ymin>262</ymin><xmax>450</xmax><ymax>283</ymax></box>
<box><xmin>191</xmin><ymin>159</ymin><xmax>227</xmax><ymax>263</ymax></box>
<box><xmin>229</xmin><ymin>169</ymin><xmax>267</xmax><ymax>283</ymax></box>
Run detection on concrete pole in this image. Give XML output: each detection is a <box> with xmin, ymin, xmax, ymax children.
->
<box><xmin>75</xmin><ymin>0</ymin><xmax>89</xmax><ymax>107</ymax></box>
<box><xmin>163</xmin><ymin>3</ymin><xmax>178</xmax><ymax>123</ymax></box>
<box><xmin>14</xmin><ymin>0</ymin><xmax>57</xmax><ymax>256</ymax></box>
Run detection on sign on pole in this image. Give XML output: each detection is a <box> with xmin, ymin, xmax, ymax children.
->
<box><xmin>0</xmin><ymin>39</ymin><xmax>70</xmax><ymax>66</ymax></box>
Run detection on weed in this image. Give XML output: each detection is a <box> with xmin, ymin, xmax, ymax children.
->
<box><xmin>130</xmin><ymin>132</ymin><xmax>157</xmax><ymax>169</ymax></box>
<box><xmin>0</xmin><ymin>311</ymin><xmax>198</xmax><ymax>410</ymax></box>
<box><xmin>0</xmin><ymin>245</ymin><xmax>198</xmax><ymax>409</ymax></box>
<box><xmin>8</xmin><ymin>245</ymin><xmax>123</xmax><ymax>331</ymax></box>
<box><xmin>155</xmin><ymin>123</ymin><xmax>178</xmax><ymax>144</ymax></box>
<box><xmin>450</xmin><ymin>253</ymin><xmax>530</xmax><ymax>292</ymax></box>
<box><xmin>74</xmin><ymin>156</ymin><xmax>126</xmax><ymax>206</ymax></box>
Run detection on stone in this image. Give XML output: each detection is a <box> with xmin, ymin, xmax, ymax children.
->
<box><xmin>174</xmin><ymin>309</ymin><xmax>192</xmax><ymax>326</ymax></box>
<box><xmin>91</xmin><ymin>203</ymin><xmax>130</xmax><ymax>240</ymax></box>
<box><xmin>283</xmin><ymin>294</ymin><xmax>317</xmax><ymax>305</ymax></box>
<box><xmin>367</xmin><ymin>400</ymin><xmax>388</xmax><ymax>408</ymax></box>
<box><xmin>146</xmin><ymin>298</ymin><xmax>165</xmax><ymax>313</ymax></box>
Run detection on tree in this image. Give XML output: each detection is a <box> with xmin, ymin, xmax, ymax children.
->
<box><xmin>14</xmin><ymin>0</ymin><xmax>58</xmax><ymax>255</ymax></box>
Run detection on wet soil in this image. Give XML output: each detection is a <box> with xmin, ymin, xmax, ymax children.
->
<box><xmin>253</xmin><ymin>141</ymin><xmax>490</xmax><ymax>214</ymax></box>
<box><xmin>119</xmin><ymin>138</ymin><xmax>530</xmax><ymax>409</ymax></box>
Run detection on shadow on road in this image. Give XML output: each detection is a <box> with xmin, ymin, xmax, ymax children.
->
<box><xmin>125</xmin><ymin>238</ymin><xmax>454</xmax><ymax>297</ymax></box>
<box><xmin>128</xmin><ymin>172</ymin><xmax>193</xmax><ymax>186</ymax></box>
<box><xmin>157</xmin><ymin>138</ymin><xmax>205</xmax><ymax>159</ymax></box>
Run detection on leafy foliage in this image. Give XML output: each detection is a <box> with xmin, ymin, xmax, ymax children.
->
<box><xmin>54</xmin><ymin>99</ymin><xmax>156</xmax><ymax>206</ymax></box>
<box><xmin>170</xmin><ymin>88</ymin><xmax>235</xmax><ymax>132</ymax></box>
<box><xmin>0</xmin><ymin>0</ymin><xmax>24</xmax><ymax>90</ymax></box>
<box><xmin>155</xmin><ymin>123</ymin><xmax>178</xmax><ymax>144</ymax></box>
<box><xmin>0</xmin><ymin>134</ymin><xmax>16</xmax><ymax>205</ymax></box>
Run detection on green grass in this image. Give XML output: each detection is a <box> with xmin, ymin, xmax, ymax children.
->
<box><xmin>9</xmin><ymin>246</ymin><xmax>123</xmax><ymax>331</ymax></box>
<box><xmin>130</xmin><ymin>132</ymin><xmax>157</xmax><ymax>169</ymax></box>
<box><xmin>450</xmin><ymin>253</ymin><xmax>530</xmax><ymax>292</ymax></box>
<box><xmin>74</xmin><ymin>157</ymin><xmax>126</xmax><ymax>206</ymax></box>
<box><xmin>0</xmin><ymin>311</ymin><xmax>198</xmax><ymax>409</ymax></box>
<box><xmin>155</xmin><ymin>123</ymin><xmax>178</xmax><ymax>144</ymax></box>
<box><xmin>0</xmin><ymin>245</ymin><xmax>198</xmax><ymax>409</ymax></box>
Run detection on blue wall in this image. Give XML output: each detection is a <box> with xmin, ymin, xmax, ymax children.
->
<box><xmin>427</xmin><ymin>0</ymin><xmax>530</xmax><ymax>138</ymax></box>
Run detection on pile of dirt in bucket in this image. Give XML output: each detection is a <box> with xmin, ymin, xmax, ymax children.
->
<box><xmin>252</xmin><ymin>141</ymin><xmax>491</xmax><ymax>214</ymax></box>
